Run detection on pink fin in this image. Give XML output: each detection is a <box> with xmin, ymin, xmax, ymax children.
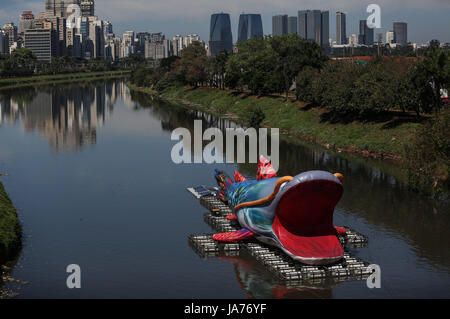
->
<box><xmin>212</xmin><ymin>228</ymin><xmax>254</xmax><ymax>243</ymax></box>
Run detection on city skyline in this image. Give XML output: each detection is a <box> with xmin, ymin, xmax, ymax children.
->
<box><xmin>0</xmin><ymin>0</ymin><xmax>449</xmax><ymax>44</ymax></box>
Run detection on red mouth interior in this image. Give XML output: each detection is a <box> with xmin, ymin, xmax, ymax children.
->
<box><xmin>272</xmin><ymin>180</ymin><xmax>344</xmax><ymax>260</ymax></box>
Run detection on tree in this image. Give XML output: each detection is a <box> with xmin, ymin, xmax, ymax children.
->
<box><xmin>269</xmin><ymin>34</ymin><xmax>328</xmax><ymax>100</ymax></box>
<box><xmin>225</xmin><ymin>37</ymin><xmax>278</xmax><ymax>95</ymax></box>
<box><xmin>411</xmin><ymin>41</ymin><xmax>449</xmax><ymax>115</ymax></box>
<box><xmin>173</xmin><ymin>41</ymin><xmax>208</xmax><ymax>87</ymax></box>
<box><xmin>209</xmin><ymin>50</ymin><xmax>229</xmax><ymax>89</ymax></box>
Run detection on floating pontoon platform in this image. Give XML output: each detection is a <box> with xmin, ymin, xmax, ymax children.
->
<box><xmin>187</xmin><ymin>186</ymin><xmax>372</xmax><ymax>283</ymax></box>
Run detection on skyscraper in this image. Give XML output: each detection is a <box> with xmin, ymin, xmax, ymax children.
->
<box><xmin>209</xmin><ymin>13</ymin><xmax>232</xmax><ymax>56</ymax></box>
<box><xmin>321</xmin><ymin>11</ymin><xmax>329</xmax><ymax>48</ymax></box>
<box><xmin>272</xmin><ymin>15</ymin><xmax>287</xmax><ymax>36</ymax></box>
<box><xmin>46</xmin><ymin>0</ymin><xmax>81</xmax><ymax>18</ymax></box>
<box><xmin>287</xmin><ymin>16</ymin><xmax>297</xmax><ymax>34</ymax></box>
<box><xmin>359</xmin><ymin>20</ymin><xmax>374</xmax><ymax>45</ymax></box>
<box><xmin>81</xmin><ymin>1</ymin><xmax>95</xmax><ymax>17</ymax></box>
<box><xmin>386</xmin><ymin>31</ymin><xmax>394</xmax><ymax>45</ymax></box>
<box><xmin>297</xmin><ymin>10</ymin><xmax>329</xmax><ymax>47</ymax></box>
<box><xmin>336</xmin><ymin>12</ymin><xmax>347</xmax><ymax>45</ymax></box>
<box><xmin>393</xmin><ymin>22</ymin><xmax>407</xmax><ymax>45</ymax></box>
<box><xmin>24</xmin><ymin>28</ymin><xmax>54</xmax><ymax>61</ymax></box>
<box><xmin>297</xmin><ymin>11</ymin><xmax>307</xmax><ymax>39</ymax></box>
<box><xmin>1</xmin><ymin>23</ymin><xmax>17</xmax><ymax>48</ymax></box>
<box><xmin>237</xmin><ymin>14</ymin><xmax>263</xmax><ymax>42</ymax></box>
<box><xmin>0</xmin><ymin>31</ymin><xmax>9</xmax><ymax>54</ymax></box>
<box><xmin>20</xmin><ymin>11</ymin><xmax>35</xmax><ymax>34</ymax></box>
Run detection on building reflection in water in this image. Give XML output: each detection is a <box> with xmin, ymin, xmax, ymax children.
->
<box><xmin>0</xmin><ymin>81</ymin><xmax>130</xmax><ymax>151</ymax></box>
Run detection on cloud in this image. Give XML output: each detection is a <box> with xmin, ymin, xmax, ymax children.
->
<box><xmin>95</xmin><ymin>0</ymin><xmax>447</xmax><ymax>22</ymax></box>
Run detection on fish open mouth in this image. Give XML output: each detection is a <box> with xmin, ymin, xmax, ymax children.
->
<box><xmin>272</xmin><ymin>178</ymin><xmax>344</xmax><ymax>265</ymax></box>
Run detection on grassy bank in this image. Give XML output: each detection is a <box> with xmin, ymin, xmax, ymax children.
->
<box><xmin>0</xmin><ymin>181</ymin><xmax>21</xmax><ymax>265</ymax></box>
<box><xmin>131</xmin><ymin>84</ymin><xmax>422</xmax><ymax>162</ymax></box>
<box><xmin>0</xmin><ymin>70</ymin><xmax>131</xmax><ymax>91</ymax></box>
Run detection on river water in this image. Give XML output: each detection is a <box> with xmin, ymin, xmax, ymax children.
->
<box><xmin>0</xmin><ymin>79</ymin><xmax>449</xmax><ymax>298</ymax></box>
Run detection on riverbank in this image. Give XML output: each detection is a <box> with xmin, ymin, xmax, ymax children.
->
<box><xmin>0</xmin><ymin>70</ymin><xmax>131</xmax><ymax>91</ymax></box>
<box><xmin>0</xmin><ymin>181</ymin><xmax>21</xmax><ymax>266</ymax></box>
<box><xmin>129</xmin><ymin>84</ymin><xmax>424</xmax><ymax>163</ymax></box>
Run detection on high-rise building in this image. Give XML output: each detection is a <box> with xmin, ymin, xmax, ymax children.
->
<box><xmin>237</xmin><ymin>14</ymin><xmax>263</xmax><ymax>42</ymax></box>
<box><xmin>336</xmin><ymin>12</ymin><xmax>346</xmax><ymax>45</ymax></box>
<box><xmin>359</xmin><ymin>20</ymin><xmax>374</xmax><ymax>45</ymax></box>
<box><xmin>136</xmin><ymin>32</ymin><xmax>150</xmax><ymax>53</ymax></box>
<box><xmin>20</xmin><ymin>11</ymin><xmax>35</xmax><ymax>34</ymax></box>
<box><xmin>150</xmin><ymin>32</ymin><xmax>165</xmax><ymax>43</ymax></box>
<box><xmin>145</xmin><ymin>39</ymin><xmax>172</xmax><ymax>60</ymax></box>
<box><xmin>0</xmin><ymin>31</ymin><xmax>9</xmax><ymax>54</ymax></box>
<box><xmin>306</xmin><ymin>10</ymin><xmax>320</xmax><ymax>43</ymax></box>
<box><xmin>47</xmin><ymin>16</ymin><xmax>66</xmax><ymax>56</ymax></box>
<box><xmin>209</xmin><ymin>13</ymin><xmax>232</xmax><ymax>56</ymax></box>
<box><xmin>80</xmin><ymin>1</ymin><xmax>95</xmax><ymax>17</ymax></box>
<box><xmin>24</xmin><ymin>28</ymin><xmax>54</xmax><ymax>61</ymax></box>
<box><xmin>184</xmin><ymin>34</ymin><xmax>201</xmax><ymax>47</ymax></box>
<box><xmin>348</xmin><ymin>34</ymin><xmax>358</xmax><ymax>46</ymax></box>
<box><xmin>287</xmin><ymin>16</ymin><xmax>297</xmax><ymax>34</ymax></box>
<box><xmin>297</xmin><ymin>11</ymin><xmax>307</xmax><ymax>39</ymax></box>
<box><xmin>297</xmin><ymin>10</ymin><xmax>329</xmax><ymax>47</ymax></box>
<box><xmin>2</xmin><ymin>23</ymin><xmax>18</xmax><ymax>48</ymax></box>
<box><xmin>321</xmin><ymin>11</ymin><xmax>329</xmax><ymax>48</ymax></box>
<box><xmin>386</xmin><ymin>31</ymin><xmax>394</xmax><ymax>45</ymax></box>
<box><xmin>89</xmin><ymin>19</ymin><xmax>105</xmax><ymax>58</ymax></box>
<box><xmin>393</xmin><ymin>22</ymin><xmax>407</xmax><ymax>45</ymax></box>
<box><xmin>46</xmin><ymin>0</ymin><xmax>81</xmax><ymax>18</ymax></box>
<box><xmin>104</xmin><ymin>21</ymin><xmax>113</xmax><ymax>36</ymax></box>
<box><xmin>272</xmin><ymin>14</ymin><xmax>287</xmax><ymax>36</ymax></box>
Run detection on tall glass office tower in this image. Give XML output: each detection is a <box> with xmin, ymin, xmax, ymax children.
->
<box><xmin>359</xmin><ymin>20</ymin><xmax>374</xmax><ymax>45</ymax></box>
<box><xmin>393</xmin><ymin>22</ymin><xmax>407</xmax><ymax>45</ymax></box>
<box><xmin>209</xmin><ymin>13</ymin><xmax>233</xmax><ymax>56</ymax></box>
<box><xmin>237</xmin><ymin>14</ymin><xmax>263</xmax><ymax>42</ymax></box>
<box><xmin>272</xmin><ymin>15</ymin><xmax>288</xmax><ymax>36</ymax></box>
<box><xmin>336</xmin><ymin>12</ymin><xmax>347</xmax><ymax>45</ymax></box>
<box><xmin>287</xmin><ymin>16</ymin><xmax>297</xmax><ymax>34</ymax></box>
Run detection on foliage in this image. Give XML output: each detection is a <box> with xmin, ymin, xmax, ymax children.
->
<box><xmin>0</xmin><ymin>182</ymin><xmax>22</xmax><ymax>264</ymax></box>
<box><xmin>269</xmin><ymin>34</ymin><xmax>328</xmax><ymax>99</ymax></box>
<box><xmin>246</xmin><ymin>106</ymin><xmax>266</xmax><ymax>128</ymax></box>
<box><xmin>410</xmin><ymin>41</ymin><xmax>450</xmax><ymax>115</ymax></box>
<box><xmin>0</xmin><ymin>48</ymin><xmax>36</xmax><ymax>77</ymax></box>
<box><xmin>405</xmin><ymin>109</ymin><xmax>450</xmax><ymax>194</ymax></box>
<box><xmin>172</xmin><ymin>41</ymin><xmax>208</xmax><ymax>87</ymax></box>
<box><xmin>225</xmin><ymin>37</ymin><xmax>279</xmax><ymax>95</ymax></box>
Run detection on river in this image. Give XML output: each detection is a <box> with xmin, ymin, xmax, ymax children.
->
<box><xmin>0</xmin><ymin>79</ymin><xmax>449</xmax><ymax>298</ymax></box>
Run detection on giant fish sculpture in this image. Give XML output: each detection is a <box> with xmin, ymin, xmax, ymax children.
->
<box><xmin>213</xmin><ymin>167</ymin><xmax>346</xmax><ymax>265</ymax></box>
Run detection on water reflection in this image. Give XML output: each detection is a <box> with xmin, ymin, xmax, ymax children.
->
<box><xmin>0</xmin><ymin>81</ymin><xmax>130</xmax><ymax>151</ymax></box>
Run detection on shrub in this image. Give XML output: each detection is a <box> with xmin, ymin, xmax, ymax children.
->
<box><xmin>405</xmin><ymin>110</ymin><xmax>450</xmax><ymax>194</ymax></box>
<box><xmin>246</xmin><ymin>107</ymin><xmax>266</xmax><ymax>128</ymax></box>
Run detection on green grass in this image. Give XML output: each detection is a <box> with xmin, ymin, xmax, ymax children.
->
<box><xmin>0</xmin><ymin>70</ymin><xmax>131</xmax><ymax>90</ymax></box>
<box><xmin>0</xmin><ymin>182</ymin><xmax>21</xmax><ymax>264</ymax></box>
<box><xmin>155</xmin><ymin>86</ymin><xmax>421</xmax><ymax>161</ymax></box>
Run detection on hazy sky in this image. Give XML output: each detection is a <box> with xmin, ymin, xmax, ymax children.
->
<box><xmin>1</xmin><ymin>0</ymin><xmax>449</xmax><ymax>44</ymax></box>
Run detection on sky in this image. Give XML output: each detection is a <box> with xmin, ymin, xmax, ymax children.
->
<box><xmin>1</xmin><ymin>0</ymin><xmax>449</xmax><ymax>44</ymax></box>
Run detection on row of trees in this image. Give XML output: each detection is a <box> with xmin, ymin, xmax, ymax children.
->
<box><xmin>131</xmin><ymin>36</ymin><xmax>449</xmax><ymax>120</ymax></box>
<box><xmin>0</xmin><ymin>48</ymin><xmax>147</xmax><ymax>78</ymax></box>
<box><xmin>131</xmin><ymin>34</ymin><xmax>328</xmax><ymax>98</ymax></box>
<box><xmin>297</xmin><ymin>42</ymin><xmax>449</xmax><ymax>119</ymax></box>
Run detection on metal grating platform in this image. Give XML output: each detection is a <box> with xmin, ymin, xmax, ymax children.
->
<box><xmin>187</xmin><ymin>188</ymin><xmax>372</xmax><ymax>283</ymax></box>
